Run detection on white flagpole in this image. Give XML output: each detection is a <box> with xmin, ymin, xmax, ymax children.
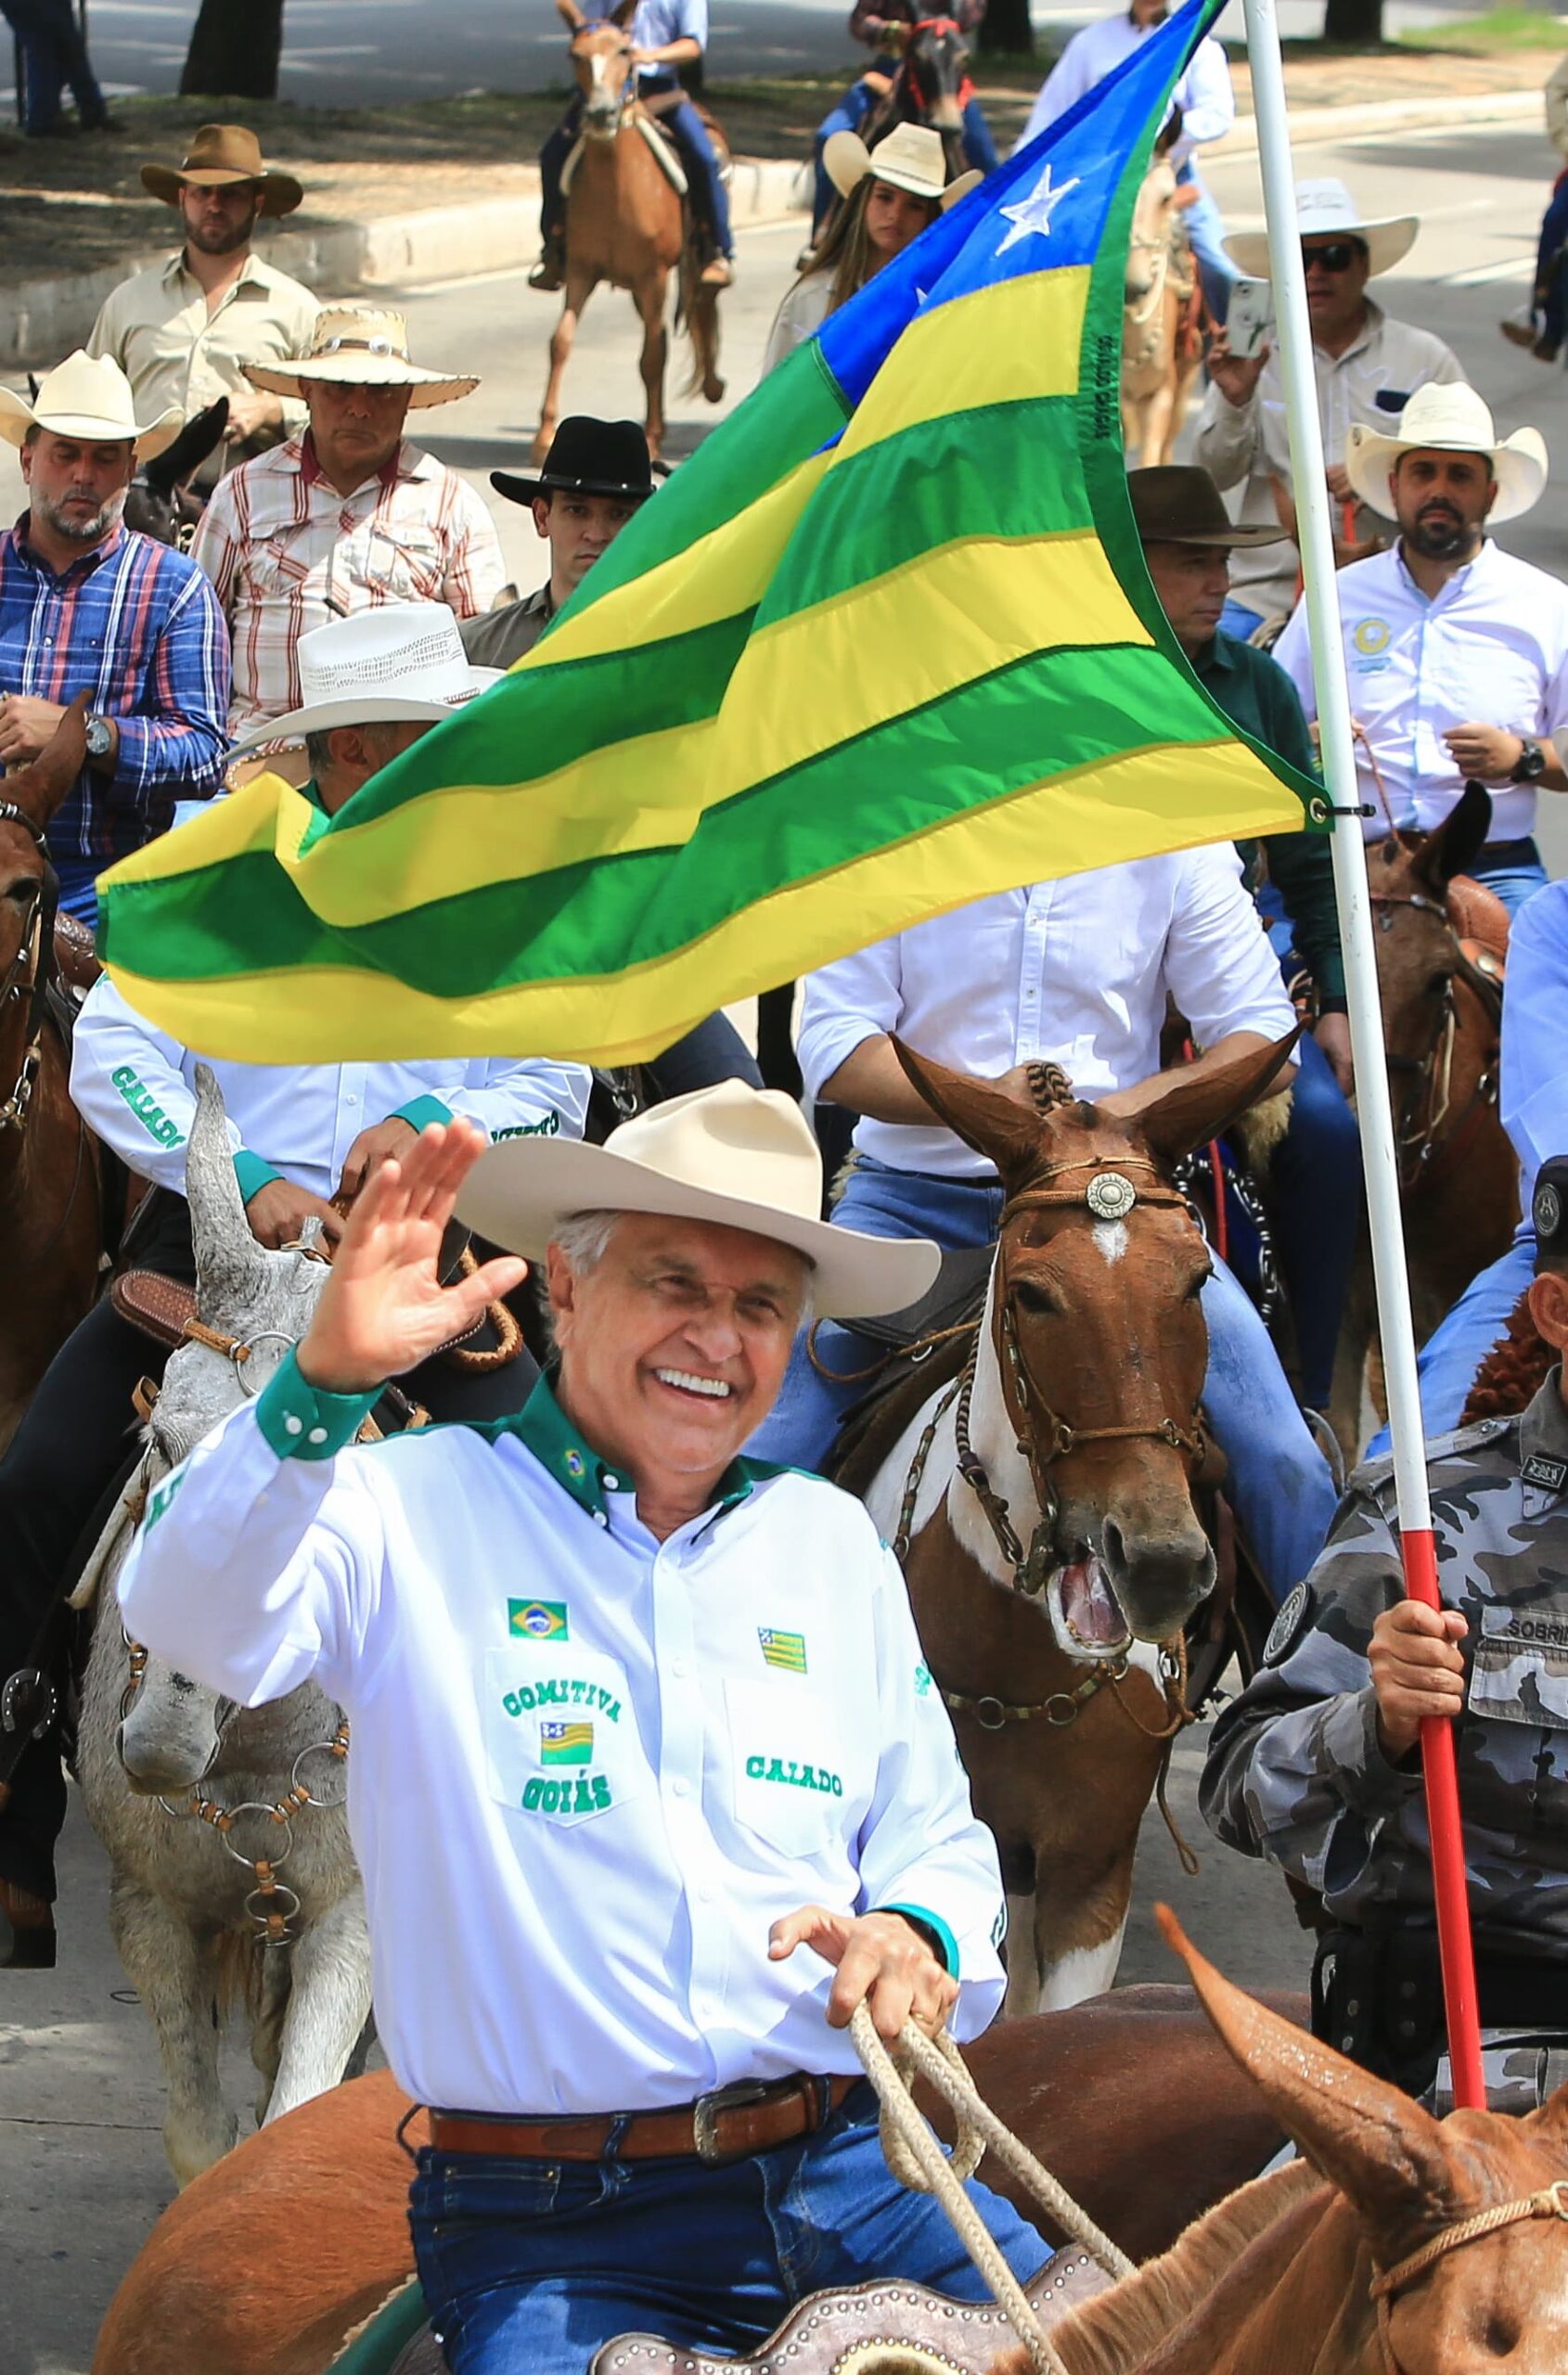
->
<box><xmin>1237</xmin><ymin>0</ymin><xmax>1484</xmax><ymax>2106</ymax></box>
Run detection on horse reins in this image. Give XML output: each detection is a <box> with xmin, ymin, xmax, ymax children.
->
<box><xmin>1369</xmin><ymin>2179</ymin><xmax>1568</xmax><ymax>2374</ymax></box>
<box><xmin>0</xmin><ymin>799</ymin><xmax>55</xmax><ymax>1136</ymax></box>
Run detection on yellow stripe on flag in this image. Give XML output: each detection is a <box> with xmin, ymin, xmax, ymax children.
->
<box><xmin>832</xmin><ymin>266</ymin><xmax>1090</xmax><ymax>462</ymax></box>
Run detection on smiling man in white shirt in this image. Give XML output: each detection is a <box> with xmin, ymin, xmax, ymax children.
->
<box><xmin>1272</xmin><ymin>383</ymin><xmax>1568</xmax><ymax>914</ymax></box>
<box><xmin>750</xmin><ymin>847</ymin><xmax>1339</xmax><ymax>1609</ymax></box>
<box><xmin>111</xmin><ymin>1088</ymin><xmax>1076</xmax><ymax>2372</ymax></box>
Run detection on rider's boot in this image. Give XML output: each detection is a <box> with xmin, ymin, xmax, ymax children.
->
<box><xmin>529</xmin><ymin>229</ymin><xmax>566</xmax><ymax>293</ymax></box>
<box><xmin>0</xmin><ymin>1876</ymin><xmax>55</xmax><ymax>1970</ymax></box>
<box><xmin>700</xmin><ymin>252</ymin><xmax>733</xmax><ymax>289</ymax></box>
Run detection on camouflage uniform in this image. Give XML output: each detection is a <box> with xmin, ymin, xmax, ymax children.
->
<box><xmin>1201</xmin><ymin>1369</ymin><xmax>1568</xmax><ymax>2085</ymax></box>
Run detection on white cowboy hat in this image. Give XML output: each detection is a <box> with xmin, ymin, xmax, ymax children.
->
<box><xmin>244</xmin><ymin>306</ymin><xmax>479</xmax><ymax>407</ymax></box>
<box><xmin>456</xmin><ymin>1080</ymin><xmax>942</xmax><ymax>1323</ymax></box>
<box><xmin>1223</xmin><ymin>177</ymin><xmax>1419</xmax><ymax>280</ymax></box>
<box><xmin>1345</xmin><ymin>382</ymin><xmax>1548</xmax><ymax>526</ymax></box>
<box><xmin>229</xmin><ymin>603</ymin><xmax>503</xmax><ymax>751</ymax></box>
<box><xmin>823</xmin><ymin>122</ymin><xmax>982</xmax><ymax>212</ymax></box>
<box><xmin>0</xmin><ymin>351</ymin><xmax>184</xmax><ymax>462</ymax></box>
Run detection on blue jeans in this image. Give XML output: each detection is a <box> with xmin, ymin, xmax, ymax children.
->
<box><xmin>811</xmin><ymin>74</ymin><xmax>996</xmax><ymax>231</ymax></box>
<box><xmin>1218</xmin><ymin>598</ymin><xmax>1264</xmax><ymax>643</ymax></box>
<box><xmin>750</xmin><ymin>1154</ymin><xmax>1337</xmax><ymax>1606</ymax></box>
<box><xmin>542</xmin><ymin>85</ymin><xmax>733</xmax><ymax>254</ymax></box>
<box><xmin>409</xmin><ymin>2084</ymin><xmax>1049</xmax><ymax>2375</ymax></box>
<box><xmin>1536</xmin><ymin>170</ymin><xmax>1568</xmax><ymax>346</ymax></box>
<box><xmin>1</xmin><ymin>0</ymin><xmax>107</xmax><ymax>129</ymax></box>
<box><xmin>1268</xmin><ymin>1031</ymin><xmax>1364</xmax><ymax>1415</ymax></box>
<box><xmin>1175</xmin><ymin>162</ymin><xmax>1237</xmax><ymax>327</ymax></box>
<box><xmin>1366</xmin><ymin>1226</ymin><xmax>1536</xmax><ymax>1461</ymax></box>
<box><xmin>649</xmin><ymin>1010</ymin><xmax>762</xmax><ymax>1098</ymax></box>
<box><xmin>1468</xmin><ymin>840</ymin><xmax>1548</xmax><ymax>918</ymax></box>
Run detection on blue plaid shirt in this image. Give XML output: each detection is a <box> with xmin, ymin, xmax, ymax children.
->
<box><xmin>0</xmin><ymin>515</ymin><xmax>230</xmax><ymax>921</ymax></box>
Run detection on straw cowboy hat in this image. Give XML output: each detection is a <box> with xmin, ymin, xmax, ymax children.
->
<box><xmin>243</xmin><ymin>306</ymin><xmax>479</xmax><ymax>407</ymax></box>
<box><xmin>1345</xmin><ymin>382</ymin><xmax>1548</xmax><ymax>527</ymax></box>
<box><xmin>823</xmin><ymin>122</ymin><xmax>982</xmax><ymax>212</ymax></box>
<box><xmin>0</xmin><ymin>351</ymin><xmax>183</xmax><ymax>462</ymax></box>
<box><xmin>1224</xmin><ymin>177</ymin><xmax>1419</xmax><ymax>280</ymax></box>
<box><xmin>456</xmin><ymin>1080</ymin><xmax>942</xmax><ymax>1322</ymax></box>
<box><xmin>229</xmin><ymin>604</ymin><xmax>502</xmax><ymax>752</ymax></box>
<box><xmin>141</xmin><ymin>122</ymin><xmax>304</xmax><ymax>218</ymax></box>
<box><xmin>1127</xmin><ymin>465</ymin><xmax>1289</xmax><ymax>551</ymax></box>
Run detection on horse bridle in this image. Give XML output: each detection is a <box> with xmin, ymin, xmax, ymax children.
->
<box><xmin>1369</xmin><ymin>2179</ymin><xmax>1568</xmax><ymax>2374</ymax></box>
<box><xmin>574</xmin><ymin>25</ymin><xmax>639</xmax><ymax>131</ymax></box>
<box><xmin>0</xmin><ymin>800</ymin><xmax>56</xmax><ymax>1136</ymax></box>
<box><xmin>1368</xmin><ymin>879</ymin><xmax>1498</xmax><ymax>1189</ymax></box>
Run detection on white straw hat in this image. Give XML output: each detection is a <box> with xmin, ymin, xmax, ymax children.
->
<box><xmin>1223</xmin><ymin>176</ymin><xmax>1419</xmax><ymax>280</ymax></box>
<box><xmin>244</xmin><ymin>306</ymin><xmax>479</xmax><ymax>407</ymax></box>
<box><xmin>823</xmin><ymin>122</ymin><xmax>981</xmax><ymax>211</ymax></box>
<box><xmin>229</xmin><ymin>603</ymin><xmax>502</xmax><ymax>751</ymax></box>
<box><xmin>1345</xmin><ymin>382</ymin><xmax>1548</xmax><ymax>526</ymax></box>
<box><xmin>457</xmin><ymin>1080</ymin><xmax>942</xmax><ymax>1323</ymax></box>
<box><xmin>0</xmin><ymin>351</ymin><xmax>184</xmax><ymax>461</ymax></box>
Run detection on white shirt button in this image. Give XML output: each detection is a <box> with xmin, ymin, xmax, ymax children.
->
<box><xmin>284</xmin><ymin>1415</ymin><xmax>303</xmax><ymax>1436</ymax></box>
<box><xmin>671</xmin><ymin>1658</ymin><xmax>690</xmax><ymax>1679</ymax></box>
<box><xmin>593</xmin><ymin>1508</ymin><xmax>609</xmax><ymax>1527</ymax></box>
<box><xmin>307</xmin><ymin>1426</ymin><xmax>328</xmax><ymax>1445</ymax></box>
<box><xmin>673</xmin><ymin>1778</ymin><xmax>692</xmax><ymax>1799</ymax></box>
<box><xmin>344</xmin><ymin>1094</ymin><xmax>358</xmax><ymax>1107</ymax></box>
<box><xmin>602</xmin><ymin>1473</ymin><xmax>622</xmax><ymax>1492</ymax></box>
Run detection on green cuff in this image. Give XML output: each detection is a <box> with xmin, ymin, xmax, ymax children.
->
<box><xmin>233</xmin><ymin>1149</ymin><xmax>283</xmax><ymax>1205</ymax></box>
<box><xmin>392</xmin><ymin>1094</ymin><xmax>454</xmax><ymax>1134</ymax></box>
<box><xmin>254</xmin><ymin>1346</ymin><xmax>378</xmax><ymax>1463</ymax></box>
<box><xmin>878</xmin><ymin>1902</ymin><xmax>959</xmax><ymax>1977</ymax></box>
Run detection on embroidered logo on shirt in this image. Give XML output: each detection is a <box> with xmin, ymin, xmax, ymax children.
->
<box><xmin>540</xmin><ymin>1720</ymin><xmax>594</xmax><ymax>1765</ymax></box>
<box><xmin>914</xmin><ymin>1662</ymin><xmax>933</xmax><ymax>1698</ymax></box>
<box><xmin>109</xmin><ymin>1062</ymin><xmax>185</xmax><ymax>1150</ymax></box>
<box><xmin>1523</xmin><ymin>1454</ymin><xmax>1568</xmax><ymax>1492</ymax></box>
<box><xmin>144</xmin><ymin>1470</ymin><xmax>186</xmax><ymax>1532</ymax></box>
<box><xmin>758</xmin><ymin>1626</ymin><xmax>807</xmax><ymax>1674</ymax></box>
<box><xmin>493</xmin><ymin>1111</ymin><xmax>561</xmax><ymax>1142</ymax></box>
<box><xmin>509</xmin><ymin>1598</ymin><xmax>569</xmax><ymax>1640</ymax></box>
<box><xmin>1353</xmin><ymin>617</ymin><xmax>1391</xmax><ymax>656</ymax></box>
<box><xmin>744</xmin><ymin>1753</ymin><xmax>842</xmax><ymax>1795</ymax></box>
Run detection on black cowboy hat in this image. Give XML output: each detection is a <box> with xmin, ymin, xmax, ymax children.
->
<box><xmin>492</xmin><ymin>417</ymin><xmax>663</xmax><ymax>507</ymax></box>
<box><xmin>1126</xmin><ymin>464</ymin><xmax>1288</xmax><ymax>551</ymax></box>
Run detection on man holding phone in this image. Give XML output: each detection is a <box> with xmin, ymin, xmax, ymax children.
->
<box><xmin>1194</xmin><ymin>179</ymin><xmax>1462</xmax><ymax>640</ymax></box>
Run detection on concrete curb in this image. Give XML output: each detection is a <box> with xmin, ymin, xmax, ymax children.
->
<box><xmin>1</xmin><ymin>155</ymin><xmax>812</xmax><ymax>367</ymax></box>
<box><xmin>1213</xmin><ymin>85</ymin><xmax>1542</xmax><ymax>158</ymax></box>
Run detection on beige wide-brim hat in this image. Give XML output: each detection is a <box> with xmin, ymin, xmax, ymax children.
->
<box><xmin>228</xmin><ymin>602</ymin><xmax>503</xmax><ymax>751</ymax></box>
<box><xmin>245</xmin><ymin>306</ymin><xmax>479</xmax><ymax>407</ymax></box>
<box><xmin>141</xmin><ymin>122</ymin><xmax>304</xmax><ymax>217</ymax></box>
<box><xmin>457</xmin><ymin>1081</ymin><xmax>943</xmax><ymax>1324</ymax></box>
<box><xmin>824</xmin><ymin>122</ymin><xmax>982</xmax><ymax>212</ymax></box>
<box><xmin>1224</xmin><ymin>176</ymin><xmax>1419</xmax><ymax>280</ymax></box>
<box><xmin>0</xmin><ymin>350</ymin><xmax>184</xmax><ymax>461</ymax></box>
<box><xmin>1345</xmin><ymin>381</ymin><xmax>1548</xmax><ymax>526</ymax></box>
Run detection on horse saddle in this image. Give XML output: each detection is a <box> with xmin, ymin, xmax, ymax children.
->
<box><xmin>52</xmin><ymin>910</ymin><xmax>100</xmax><ymax>998</ymax></box>
<box><xmin>824</xmin><ymin>1248</ymin><xmax>991</xmax><ymax>1502</ymax></box>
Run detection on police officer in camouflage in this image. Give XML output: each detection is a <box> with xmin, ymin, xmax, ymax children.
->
<box><xmin>1201</xmin><ymin>1155</ymin><xmax>1568</xmax><ymax>2094</ymax></box>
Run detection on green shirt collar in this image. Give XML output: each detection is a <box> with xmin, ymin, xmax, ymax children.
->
<box><xmin>1190</xmin><ymin>630</ymin><xmax>1240</xmax><ymax>682</ymax></box>
<box><xmin>495</xmin><ymin>1371</ymin><xmax>783</xmax><ymax>1526</ymax></box>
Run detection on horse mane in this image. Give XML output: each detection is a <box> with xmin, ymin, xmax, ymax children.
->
<box><xmin>1460</xmin><ymin>1287</ymin><xmax>1551</xmax><ymax>1425</ymax></box>
<box><xmin>1052</xmin><ymin>2158</ymin><xmax>1324</xmax><ymax>2375</ymax></box>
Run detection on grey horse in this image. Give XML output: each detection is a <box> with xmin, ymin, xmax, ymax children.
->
<box><xmin>74</xmin><ymin>1068</ymin><xmax>371</xmax><ymax>2184</ymax></box>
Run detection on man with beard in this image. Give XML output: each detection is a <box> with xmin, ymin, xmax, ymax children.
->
<box><xmin>0</xmin><ymin>353</ymin><xmax>229</xmax><ymax>922</ymax></box>
<box><xmin>88</xmin><ymin>125</ymin><xmax>318</xmax><ymax>491</ymax></box>
<box><xmin>1272</xmin><ymin>384</ymin><xmax>1568</xmax><ymax>915</ymax></box>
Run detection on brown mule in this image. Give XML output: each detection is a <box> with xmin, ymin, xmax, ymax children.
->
<box><xmin>0</xmin><ymin>697</ymin><xmax>105</xmax><ymax>1453</ymax></box>
<box><xmin>535</xmin><ymin>0</ymin><xmax>725</xmax><ymax>465</ymax></box>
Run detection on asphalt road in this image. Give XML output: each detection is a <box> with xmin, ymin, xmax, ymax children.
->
<box><xmin>5</xmin><ymin>109</ymin><xmax>1568</xmax><ymax>2375</ymax></box>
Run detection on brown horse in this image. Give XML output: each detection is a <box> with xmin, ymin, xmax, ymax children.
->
<box><xmin>91</xmin><ymin>1982</ymin><xmax>1304</xmax><ymax>2375</ymax></box>
<box><xmin>853</xmin><ymin>1036</ymin><xmax>1290</xmax><ymax>2014</ymax></box>
<box><xmin>536</xmin><ymin>0</ymin><xmax>725</xmax><ymax>464</ymax></box>
<box><xmin>0</xmin><ymin>699</ymin><xmax>105</xmax><ymax>1452</ymax></box>
<box><xmin>1121</xmin><ymin>154</ymin><xmax>1202</xmax><ymax>469</ymax></box>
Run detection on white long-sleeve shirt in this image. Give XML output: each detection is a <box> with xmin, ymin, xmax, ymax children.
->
<box><xmin>117</xmin><ymin>1361</ymin><xmax>1008</xmax><ymax>2115</ymax></box>
<box><xmin>1014</xmin><ymin>12</ymin><xmax>1235</xmax><ymax>166</ymax></box>
<box><xmin>799</xmin><ymin>847</ymin><xmax>1296</xmax><ymax>1179</ymax></box>
<box><xmin>72</xmin><ymin>975</ymin><xmax>591</xmax><ymax>1205</ymax></box>
<box><xmin>1500</xmin><ymin>879</ymin><xmax>1568</xmax><ymax>1210</ymax></box>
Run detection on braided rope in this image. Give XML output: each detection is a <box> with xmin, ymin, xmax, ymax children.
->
<box><xmin>1370</xmin><ymin>2180</ymin><xmax>1568</xmax><ymax>2375</ymax></box>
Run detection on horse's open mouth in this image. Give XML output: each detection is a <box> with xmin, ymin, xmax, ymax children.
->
<box><xmin>1047</xmin><ymin>1553</ymin><xmax>1133</xmax><ymax>1662</ymax></box>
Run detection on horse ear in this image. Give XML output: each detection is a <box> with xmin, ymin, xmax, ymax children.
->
<box><xmin>143</xmin><ymin>397</ymin><xmax>230</xmax><ymax>495</ymax></box>
<box><xmin>610</xmin><ymin>0</ymin><xmax>638</xmax><ymax>22</ymax></box>
<box><xmin>892</xmin><ymin>1037</ymin><xmax>1046</xmax><ymax>1181</ymax></box>
<box><xmin>1132</xmin><ymin>1029</ymin><xmax>1300</xmax><ymax>1170</ymax></box>
<box><xmin>1413</xmin><ymin>781</ymin><xmax>1493</xmax><ymax>896</ymax></box>
<box><xmin>1156</xmin><ymin>1907</ymin><xmax>1464</xmax><ymax>2257</ymax></box>
<box><xmin>186</xmin><ymin>1063</ymin><xmax>269</xmax><ymax>1308</ymax></box>
<box><xmin>6</xmin><ymin>694</ymin><xmax>89</xmax><ymax>837</ymax></box>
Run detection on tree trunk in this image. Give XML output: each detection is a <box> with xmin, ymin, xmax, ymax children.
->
<box><xmin>976</xmin><ymin>0</ymin><xmax>1034</xmax><ymax>58</ymax></box>
<box><xmin>1320</xmin><ymin>0</ymin><xmax>1383</xmax><ymax>45</ymax></box>
<box><xmin>180</xmin><ymin>0</ymin><xmax>285</xmax><ymax>99</ymax></box>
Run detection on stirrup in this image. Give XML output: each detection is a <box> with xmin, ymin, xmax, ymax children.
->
<box><xmin>530</xmin><ymin>247</ymin><xmax>565</xmax><ymax>293</ymax></box>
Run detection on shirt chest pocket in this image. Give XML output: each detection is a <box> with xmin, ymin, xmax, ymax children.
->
<box><xmin>364</xmin><ymin>524</ymin><xmax>444</xmax><ymax>601</ymax></box>
<box><xmin>481</xmin><ymin>1645</ymin><xmax>648</xmax><ymax>1829</ymax></box>
<box><xmin>724</xmin><ymin>1675</ymin><xmax>855</xmax><ymax>1859</ymax></box>
<box><xmin>1467</xmin><ymin>1613</ymin><xmax>1568</xmax><ymax>1734</ymax></box>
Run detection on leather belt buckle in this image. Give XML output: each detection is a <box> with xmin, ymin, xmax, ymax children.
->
<box><xmin>691</xmin><ymin>2078</ymin><xmax>778</xmax><ymax>2165</ymax></box>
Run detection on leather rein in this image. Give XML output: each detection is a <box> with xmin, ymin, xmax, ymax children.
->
<box><xmin>1368</xmin><ymin>880</ymin><xmax>1502</xmax><ymax>1193</ymax></box>
<box><xmin>0</xmin><ymin>800</ymin><xmax>57</xmax><ymax>1136</ymax></box>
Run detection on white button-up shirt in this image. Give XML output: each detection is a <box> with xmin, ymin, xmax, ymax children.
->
<box><xmin>1272</xmin><ymin>541</ymin><xmax>1568</xmax><ymax>845</ymax></box>
<box><xmin>1194</xmin><ymin>302</ymin><xmax>1462</xmax><ymax>624</ymax></box>
<box><xmin>799</xmin><ymin>849</ymin><xmax>1296</xmax><ymax>1180</ymax></box>
<box><xmin>71</xmin><ymin>975</ymin><xmax>591</xmax><ymax>1205</ymax></box>
<box><xmin>117</xmin><ymin>1364</ymin><xmax>1007</xmax><ymax>2115</ymax></box>
<box><xmin>1501</xmin><ymin>878</ymin><xmax>1568</xmax><ymax>1207</ymax></box>
<box><xmin>1014</xmin><ymin>12</ymin><xmax>1234</xmax><ymax>165</ymax></box>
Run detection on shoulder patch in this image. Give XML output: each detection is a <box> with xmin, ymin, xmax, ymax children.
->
<box><xmin>1523</xmin><ymin>1453</ymin><xmax>1568</xmax><ymax>1493</ymax></box>
<box><xmin>1263</xmin><ymin>1581</ymin><xmax>1314</xmax><ymax>1667</ymax></box>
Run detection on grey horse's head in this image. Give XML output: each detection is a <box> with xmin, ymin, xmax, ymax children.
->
<box><xmin>117</xmin><ymin>1067</ymin><xmax>333</xmax><ymax>1795</ymax></box>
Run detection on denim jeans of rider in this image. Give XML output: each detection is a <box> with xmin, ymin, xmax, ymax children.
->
<box><xmin>409</xmin><ymin>2082</ymin><xmax>1049</xmax><ymax>2375</ymax></box>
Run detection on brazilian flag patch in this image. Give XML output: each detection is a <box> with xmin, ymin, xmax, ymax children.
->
<box><xmin>510</xmin><ymin>1598</ymin><xmax>569</xmax><ymax>1641</ymax></box>
<box><xmin>541</xmin><ymin>1721</ymin><xmax>594</xmax><ymax>1765</ymax></box>
<box><xmin>758</xmin><ymin>1627</ymin><xmax>807</xmax><ymax>1674</ymax></box>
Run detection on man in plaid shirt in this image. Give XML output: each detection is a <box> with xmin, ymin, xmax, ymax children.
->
<box><xmin>193</xmin><ymin>305</ymin><xmax>505</xmax><ymax>740</ymax></box>
<box><xmin>0</xmin><ymin>353</ymin><xmax>230</xmax><ymax>923</ymax></box>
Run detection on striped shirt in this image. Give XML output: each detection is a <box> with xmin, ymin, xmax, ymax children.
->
<box><xmin>191</xmin><ymin>433</ymin><xmax>507</xmax><ymax>734</ymax></box>
<box><xmin>0</xmin><ymin>517</ymin><xmax>230</xmax><ymax>921</ymax></box>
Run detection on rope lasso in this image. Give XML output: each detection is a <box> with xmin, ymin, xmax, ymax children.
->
<box><xmin>849</xmin><ymin>2003</ymin><xmax>1133</xmax><ymax>2375</ymax></box>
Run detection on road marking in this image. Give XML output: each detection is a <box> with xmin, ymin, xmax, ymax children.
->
<box><xmin>1433</xmin><ymin>256</ymin><xmax>1535</xmax><ymax>288</ymax></box>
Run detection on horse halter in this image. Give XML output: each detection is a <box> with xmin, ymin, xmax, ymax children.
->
<box><xmin>1369</xmin><ymin>2179</ymin><xmax>1568</xmax><ymax>2375</ymax></box>
<box><xmin>0</xmin><ymin>800</ymin><xmax>55</xmax><ymax>1136</ymax></box>
<box><xmin>574</xmin><ymin>27</ymin><xmax>638</xmax><ymax>129</ymax></box>
<box><xmin>1366</xmin><ymin>873</ymin><xmax>1492</xmax><ymax>1188</ymax></box>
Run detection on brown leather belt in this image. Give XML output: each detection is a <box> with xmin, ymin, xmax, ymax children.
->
<box><xmin>428</xmin><ymin>2073</ymin><xmax>859</xmax><ymax>2166</ymax></box>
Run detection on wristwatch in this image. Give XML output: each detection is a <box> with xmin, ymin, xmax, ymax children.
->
<box><xmin>1510</xmin><ymin>736</ymin><xmax>1548</xmax><ymax>784</ymax></box>
<box><xmin>84</xmin><ymin>713</ymin><xmax>116</xmax><ymax>762</ymax></box>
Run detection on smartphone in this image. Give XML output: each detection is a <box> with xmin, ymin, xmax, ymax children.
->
<box><xmin>1227</xmin><ymin>276</ymin><xmax>1273</xmax><ymax>360</ymax></box>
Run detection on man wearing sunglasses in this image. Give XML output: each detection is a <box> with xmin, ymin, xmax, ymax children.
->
<box><xmin>1195</xmin><ymin>179</ymin><xmax>1462</xmax><ymax>641</ymax></box>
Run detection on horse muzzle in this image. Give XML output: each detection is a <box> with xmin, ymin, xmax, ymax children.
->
<box><xmin>1091</xmin><ymin>1511</ymin><xmax>1215</xmax><ymax>1647</ymax></box>
<box><xmin>117</xmin><ymin>1675</ymin><xmax>226</xmax><ymax>1796</ymax></box>
<box><xmin>583</xmin><ymin>100</ymin><xmax>621</xmax><ymax>138</ymax></box>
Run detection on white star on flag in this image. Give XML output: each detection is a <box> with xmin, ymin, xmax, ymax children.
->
<box><xmin>995</xmin><ymin>163</ymin><xmax>1083</xmax><ymax>256</ymax></box>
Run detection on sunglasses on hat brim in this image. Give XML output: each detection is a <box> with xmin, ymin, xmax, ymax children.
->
<box><xmin>1302</xmin><ymin>240</ymin><xmax>1366</xmax><ymax>274</ymax></box>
